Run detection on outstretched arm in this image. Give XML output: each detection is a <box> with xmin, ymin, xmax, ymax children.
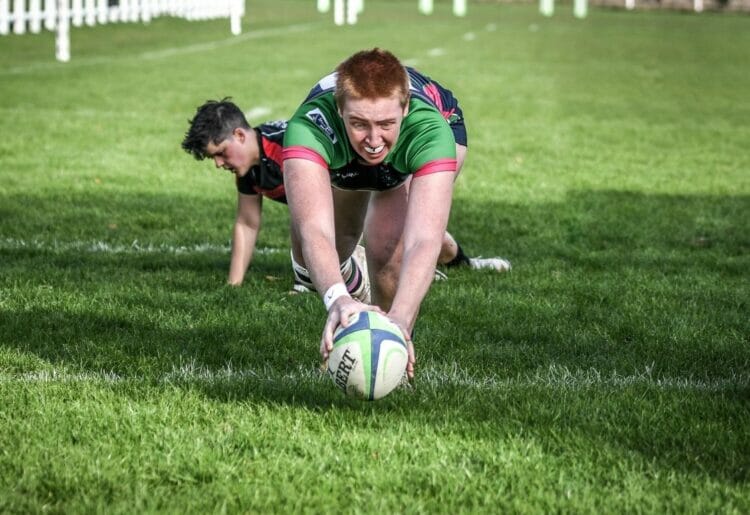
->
<box><xmin>228</xmin><ymin>193</ymin><xmax>262</xmax><ymax>286</ymax></box>
<box><xmin>390</xmin><ymin>170</ymin><xmax>455</xmax><ymax>338</ymax></box>
<box><xmin>284</xmin><ymin>157</ymin><xmax>380</xmax><ymax>358</ymax></box>
<box><xmin>283</xmin><ymin>158</ymin><xmax>341</xmax><ymax>292</ymax></box>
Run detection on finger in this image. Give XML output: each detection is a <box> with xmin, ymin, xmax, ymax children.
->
<box><xmin>397</xmin><ymin>324</ymin><xmax>412</xmax><ymax>346</ymax></box>
<box><xmin>339</xmin><ymin>310</ymin><xmax>353</xmax><ymax>328</ymax></box>
<box><xmin>321</xmin><ymin>314</ymin><xmax>339</xmax><ymax>359</ymax></box>
<box><xmin>338</xmin><ymin>299</ymin><xmax>379</xmax><ymax>327</ymax></box>
<box><xmin>406</xmin><ymin>341</ymin><xmax>415</xmax><ymax>380</ymax></box>
<box><xmin>364</xmin><ymin>304</ymin><xmax>385</xmax><ymax>315</ymax></box>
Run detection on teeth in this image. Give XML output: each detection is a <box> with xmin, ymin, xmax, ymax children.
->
<box><xmin>365</xmin><ymin>145</ymin><xmax>384</xmax><ymax>154</ymax></box>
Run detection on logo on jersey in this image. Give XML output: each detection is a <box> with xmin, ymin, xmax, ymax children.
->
<box><xmin>306</xmin><ymin>108</ymin><xmax>337</xmax><ymax>144</ymax></box>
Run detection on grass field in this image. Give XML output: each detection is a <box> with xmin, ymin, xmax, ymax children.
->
<box><xmin>1</xmin><ymin>0</ymin><xmax>749</xmax><ymax>512</ymax></box>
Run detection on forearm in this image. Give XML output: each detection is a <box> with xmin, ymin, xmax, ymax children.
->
<box><xmin>389</xmin><ymin>238</ymin><xmax>442</xmax><ymax>331</ymax></box>
<box><xmin>228</xmin><ymin>222</ymin><xmax>258</xmax><ymax>285</ymax></box>
<box><xmin>298</xmin><ymin>227</ymin><xmax>343</xmax><ymax>295</ymax></box>
<box><xmin>389</xmin><ymin>172</ymin><xmax>455</xmax><ymax>331</ymax></box>
<box><xmin>284</xmin><ymin>158</ymin><xmax>343</xmax><ymax>297</ymax></box>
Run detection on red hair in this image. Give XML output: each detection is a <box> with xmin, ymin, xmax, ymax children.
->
<box><xmin>334</xmin><ymin>48</ymin><xmax>410</xmax><ymax>109</ymax></box>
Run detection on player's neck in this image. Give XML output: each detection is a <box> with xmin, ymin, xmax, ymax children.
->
<box><xmin>248</xmin><ymin>129</ymin><xmax>261</xmax><ymax>166</ymax></box>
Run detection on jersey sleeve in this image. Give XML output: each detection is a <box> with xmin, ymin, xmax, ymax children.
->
<box><xmin>399</xmin><ymin>101</ymin><xmax>457</xmax><ymax>177</ymax></box>
<box><xmin>282</xmin><ymin>103</ymin><xmax>337</xmax><ymax>168</ymax></box>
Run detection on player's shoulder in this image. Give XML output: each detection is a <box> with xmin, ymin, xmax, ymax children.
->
<box><xmin>302</xmin><ymin>71</ymin><xmax>337</xmax><ymax>103</ymax></box>
<box><xmin>406</xmin><ymin>67</ymin><xmax>432</xmax><ymax>91</ymax></box>
<box><xmin>257</xmin><ymin>120</ymin><xmax>288</xmax><ymax>144</ymax></box>
<box><xmin>405</xmin><ymin>96</ymin><xmax>450</xmax><ymax>128</ymax></box>
<box><xmin>287</xmin><ymin>93</ymin><xmax>342</xmax><ymax>144</ymax></box>
<box><xmin>397</xmin><ymin>99</ymin><xmax>456</xmax><ymax>164</ymax></box>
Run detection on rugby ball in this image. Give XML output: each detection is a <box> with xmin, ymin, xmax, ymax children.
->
<box><xmin>327</xmin><ymin>311</ymin><xmax>408</xmax><ymax>400</ymax></box>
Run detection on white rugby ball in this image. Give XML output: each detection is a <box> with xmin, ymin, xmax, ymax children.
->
<box><xmin>327</xmin><ymin>311</ymin><xmax>408</xmax><ymax>400</ymax></box>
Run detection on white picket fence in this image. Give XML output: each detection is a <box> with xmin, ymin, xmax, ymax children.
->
<box><xmin>317</xmin><ymin>0</ymin><xmax>468</xmax><ymax>25</ymax></box>
<box><xmin>0</xmin><ymin>0</ymin><xmax>244</xmax><ymax>61</ymax></box>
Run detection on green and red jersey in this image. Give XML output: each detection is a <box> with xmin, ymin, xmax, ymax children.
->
<box><xmin>282</xmin><ymin>68</ymin><xmax>463</xmax><ymax>191</ymax></box>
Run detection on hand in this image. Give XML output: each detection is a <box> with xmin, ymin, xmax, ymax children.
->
<box><xmin>386</xmin><ymin>314</ymin><xmax>415</xmax><ymax>381</ymax></box>
<box><xmin>320</xmin><ymin>297</ymin><xmax>383</xmax><ymax>361</ymax></box>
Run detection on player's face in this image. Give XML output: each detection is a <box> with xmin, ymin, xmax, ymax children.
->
<box><xmin>340</xmin><ymin>95</ymin><xmax>408</xmax><ymax>165</ymax></box>
<box><xmin>205</xmin><ymin>129</ymin><xmax>251</xmax><ymax>177</ymax></box>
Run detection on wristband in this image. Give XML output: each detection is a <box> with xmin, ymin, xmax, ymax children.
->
<box><xmin>323</xmin><ymin>282</ymin><xmax>351</xmax><ymax>311</ymax></box>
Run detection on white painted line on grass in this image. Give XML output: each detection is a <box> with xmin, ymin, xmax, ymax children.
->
<box><xmin>244</xmin><ymin>106</ymin><xmax>273</xmax><ymax>121</ymax></box>
<box><xmin>1</xmin><ymin>23</ymin><xmax>320</xmax><ymax>76</ymax></box>
<box><xmin>0</xmin><ymin>238</ymin><xmax>283</xmax><ymax>255</ymax></box>
<box><xmin>2</xmin><ymin>363</ymin><xmax>746</xmax><ymax>394</ymax></box>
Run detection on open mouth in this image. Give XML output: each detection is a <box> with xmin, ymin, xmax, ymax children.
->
<box><xmin>364</xmin><ymin>144</ymin><xmax>385</xmax><ymax>155</ymax></box>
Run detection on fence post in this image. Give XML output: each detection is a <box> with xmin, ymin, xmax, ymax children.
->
<box><xmin>540</xmin><ymin>0</ymin><xmax>554</xmax><ymax>16</ymax></box>
<box><xmin>56</xmin><ymin>0</ymin><xmax>70</xmax><ymax>61</ymax></box>
<box><xmin>13</xmin><ymin>0</ymin><xmax>26</xmax><ymax>34</ymax></box>
<box><xmin>95</xmin><ymin>0</ymin><xmax>106</xmax><ymax>23</ymax></box>
<box><xmin>119</xmin><ymin>0</ymin><xmax>129</xmax><ymax>22</ymax></box>
<box><xmin>346</xmin><ymin>0</ymin><xmax>358</xmax><ymax>24</ymax></box>
<box><xmin>418</xmin><ymin>0</ymin><xmax>433</xmax><ymax>15</ymax></box>
<box><xmin>72</xmin><ymin>0</ymin><xmax>83</xmax><ymax>26</ymax></box>
<box><xmin>84</xmin><ymin>0</ymin><xmax>95</xmax><ymax>25</ymax></box>
<box><xmin>333</xmin><ymin>0</ymin><xmax>344</xmax><ymax>25</ymax></box>
<box><xmin>574</xmin><ymin>0</ymin><xmax>587</xmax><ymax>17</ymax></box>
<box><xmin>141</xmin><ymin>0</ymin><xmax>151</xmax><ymax>23</ymax></box>
<box><xmin>44</xmin><ymin>0</ymin><xmax>56</xmax><ymax>30</ymax></box>
<box><xmin>453</xmin><ymin>0</ymin><xmax>466</xmax><ymax>16</ymax></box>
<box><xmin>0</xmin><ymin>0</ymin><xmax>8</xmax><ymax>35</ymax></box>
<box><xmin>29</xmin><ymin>0</ymin><xmax>42</xmax><ymax>32</ymax></box>
<box><xmin>230</xmin><ymin>0</ymin><xmax>241</xmax><ymax>35</ymax></box>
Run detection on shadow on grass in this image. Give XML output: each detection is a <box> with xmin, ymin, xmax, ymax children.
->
<box><xmin>1</xmin><ymin>188</ymin><xmax>749</xmax><ymax>482</ymax></box>
<box><xmin>0</xmin><ymin>190</ymin><xmax>291</xmax><ymax>250</ymax></box>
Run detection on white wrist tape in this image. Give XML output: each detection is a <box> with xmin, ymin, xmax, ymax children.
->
<box><xmin>323</xmin><ymin>282</ymin><xmax>350</xmax><ymax>311</ymax></box>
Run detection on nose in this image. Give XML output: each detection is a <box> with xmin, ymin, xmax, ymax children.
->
<box><xmin>365</xmin><ymin>127</ymin><xmax>382</xmax><ymax>146</ymax></box>
<box><xmin>213</xmin><ymin>156</ymin><xmax>224</xmax><ymax>168</ymax></box>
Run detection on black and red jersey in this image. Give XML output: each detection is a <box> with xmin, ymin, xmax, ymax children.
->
<box><xmin>235</xmin><ymin>120</ymin><xmax>287</xmax><ymax>204</ymax></box>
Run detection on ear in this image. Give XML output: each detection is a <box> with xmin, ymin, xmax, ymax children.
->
<box><xmin>402</xmin><ymin>95</ymin><xmax>410</xmax><ymax>117</ymax></box>
<box><xmin>233</xmin><ymin>127</ymin><xmax>246</xmax><ymax>142</ymax></box>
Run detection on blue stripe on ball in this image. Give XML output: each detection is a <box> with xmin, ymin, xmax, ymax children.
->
<box><xmin>370</xmin><ymin>329</ymin><xmax>407</xmax><ymax>348</ymax></box>
<box><xmin>334</xmin><ymin>311</ymin><xmax>371</xmax><ymax>341</ymax></box>
<box><xmin>368</xmin><ymin>335</ymin><xmax>380</xmax><ymax>400</ymax></box>
<box><xmin>367</xmin><ymin>329</ymin><xmax>406</xmax><ymax>400</ymax></box>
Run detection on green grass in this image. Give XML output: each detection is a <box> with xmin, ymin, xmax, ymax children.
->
<box><xmin>1</xmin><ymin>0</ymin><xmax>749</xmax><ymax>512</ymax></box>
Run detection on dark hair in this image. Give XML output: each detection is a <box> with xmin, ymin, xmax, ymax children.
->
<box><xmin>181</xmin><ymin>98</ymin><xmax>250</xmax><ymax>160</ymax></box>
<box><xmin>334</xmin><ymin>48</ymin><xmax>410</xmax><ymax>110</ymax></box>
